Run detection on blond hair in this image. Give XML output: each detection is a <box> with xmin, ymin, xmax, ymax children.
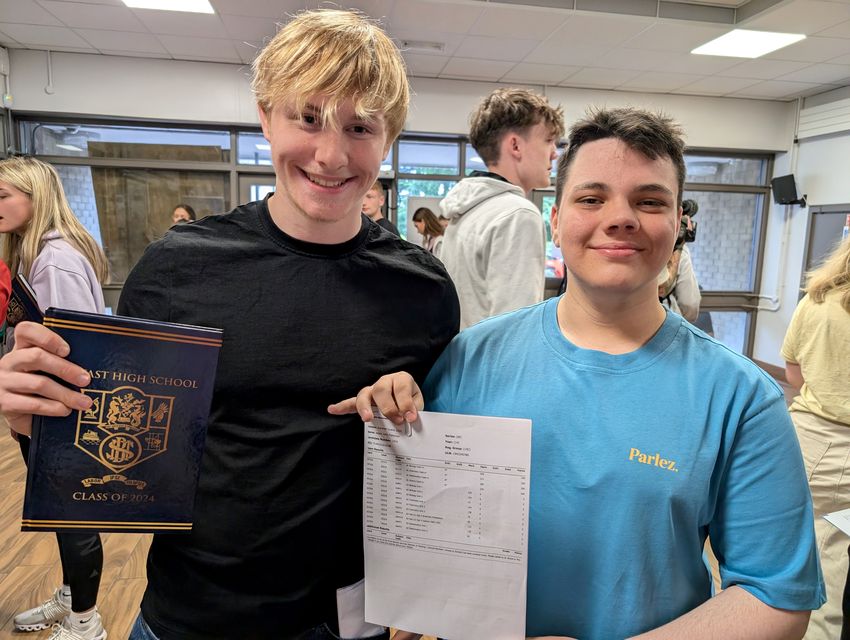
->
<box><xmin>805</xmin><ymin>235</ymin><xmax>850</xmax><ymax>312</ymax></box>
<box><xmin>252</xmin><ymin>9</ymin><xmax>409</xmax><ymax>142</ymax></box>
<box><xmin>0</xmin><ymin>156</ymin><xmax>108</xmax><ymax>283</ymax></box>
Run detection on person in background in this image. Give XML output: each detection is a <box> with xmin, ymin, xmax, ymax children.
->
<box><xmin>362</xmin><ymin>181</ymin><xmax>399</xmax><ymax>235</ymax></box>
<box><xmin>0</xmin><ymin>156</ymin><xmax>108</xmax><ymax>640</ymax></box>
<box><xmin>0</xmin><ymin>11</ymin><xmax>459</xmax><ymax>640</ymax></box>
<box><xmin>411</xmin><ymin>207</ymin><xmax>444</xmax><ymax>256</ymax></box>
<box><xmin>171</xmin><ymin>203</ymin><xmax>196</xmax><ymax>225</ymax></box>
<box><xmin>338</xmin><ymin>107</ymin><xmax>824</xmax><ymax>640</ymax></box>
<box><xmin>782</xmin><ymin>235</ymin><xmax>850</xmax><ymax>640</ymax></box>
<box><xmin>0</xmin><ymin>257</ymin><xmax>10</xmax><ymax>330</ymax></box>
<box><xmin>658</xmin><ymin>244</ymin><xmax>701</xmax><ymax>322</ymax></box>
<box><xmin>439</xmin><ymin>87</ymin><xmax>564</xmax><ymax>329</ymax></box>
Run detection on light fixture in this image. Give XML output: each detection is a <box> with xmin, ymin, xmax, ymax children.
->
<box><xmin>56</xmin><ymin>144</ymin><xmax>83</xmax><ymax>152</ymax></box>
<box><xmin>122</xmin><ymin>0</ymin><xmax>214</xmax><ymax>14</ymax></box>
<box><xmin>692</xmin><ymin>29</ymin><xmax>805</xmax><ymax>58</ymax></box>
<box><xmin>400</xmin><ymin>39</ymin><xmax>445</xmax><ymax>53</ymax></box>
<box><xmin>255</xmin><ymin>143</ymin><xmax>270</xmax><ymax>151</ymax></box>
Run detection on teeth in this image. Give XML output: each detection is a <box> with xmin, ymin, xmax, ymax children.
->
<box><xmin>306</xmin><ymin>173</ymin><xmax>345</xmax><ymax>188</ymax></box>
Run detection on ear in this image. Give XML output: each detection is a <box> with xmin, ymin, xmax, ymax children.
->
<box><xmin>504</xmin><ymin>132</ymin><xmax>522</xmax><ymax>161</ymax></box>
<box><xmin>550</xmin><ymin>203</ymin><xmax>561</xmax><ymax>248</ymax></box>
<box><xmin>258</xmin><ymin>104</ymin><xmax>272</xmax><ymax>142</ymax></box>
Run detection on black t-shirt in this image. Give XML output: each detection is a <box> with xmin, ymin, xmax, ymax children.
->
<box><xmin>118</xmin><ymin>198</ymin><xmax>459</xmax><ymax>639</ymax></box>
<box><xmin>374</xmin><ymin>216</ymin><xmax>399</xmax><ymax>236</ymax></box>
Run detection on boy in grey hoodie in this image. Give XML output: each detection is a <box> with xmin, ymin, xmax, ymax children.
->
<box><xmin>440</xmin><ymin>88</ymin><xmax>564</xmax><ymax>328</ymax></box>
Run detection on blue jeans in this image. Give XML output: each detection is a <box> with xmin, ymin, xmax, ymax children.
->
<box><xmin>129</xmin><ymin>612</ymin><xmax>390</xmax><ymax>640</ymax></box>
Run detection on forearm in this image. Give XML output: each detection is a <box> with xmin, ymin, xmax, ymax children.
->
<box><xmin>630</xmin><ymin>586</ymin><xmax>810</xmax><ymax>640</ymax></box>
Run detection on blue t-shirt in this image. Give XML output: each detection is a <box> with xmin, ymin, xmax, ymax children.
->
<box><xmin>423</xmin><ymin>298</ymin><xmax>824</xmax><ymax>639</ymax></box>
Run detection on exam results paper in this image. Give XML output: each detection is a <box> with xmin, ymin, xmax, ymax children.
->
<box><xmin>363</xmin><ymin>411</ymin><xmax>532</xmax><ymax>640</ymax></box>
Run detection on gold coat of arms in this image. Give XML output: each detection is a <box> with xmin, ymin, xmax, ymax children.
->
<box><xmin>75</xmin><ymin>385</ymin><xmax>175</xmax><ymax>473</ymax></box>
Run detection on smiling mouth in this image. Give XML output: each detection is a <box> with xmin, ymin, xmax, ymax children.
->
<box><xmin>303</xmin><ymin>171</ymin><xmax>349</xmax><ymax>188</ymax></box>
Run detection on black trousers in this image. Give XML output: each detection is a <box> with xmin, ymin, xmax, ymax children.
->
<box><xmin>19</xmin><ymin>435</ymin><xmax>103</xmax><ymax>612</ymax></box>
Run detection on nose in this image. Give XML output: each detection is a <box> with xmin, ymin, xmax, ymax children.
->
<box><xmin>549</xmin><ymin>143</ymin><xmax>558</xmax><ymax>162</ymax></box>
<box><xmin>604</xmin><ymin>198</ymin><xmax>640</xmax><ymax>233</ymax></box>
<box><xmin>314</xmin><ymin>128</ymin><xmax>347</xmax><ymax>170</ymax></box>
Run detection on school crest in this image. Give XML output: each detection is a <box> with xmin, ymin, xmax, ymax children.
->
<box><xmin>75</xmin><ymin>385</ymin><xmax>174</xmax><ymax>473</ymax></box>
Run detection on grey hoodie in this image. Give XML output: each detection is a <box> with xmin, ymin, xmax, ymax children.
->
<box><xmin>439</xmin><ymin>176</ymin><xmax>545</xmax><ymax>329</ymax></box>
<box><xmin>29</xmin><ymin>230</ymin><xmax>105</xmax><ymax>314</ymax></box>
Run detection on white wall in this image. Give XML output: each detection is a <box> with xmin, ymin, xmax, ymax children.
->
<box><xmin>753</xmin><ymin>130</ymin><xmax>850</xmax><ymax>367</ymax></box>
<box><xmin>10</xmin><ymin>49</ymin><xmax>795</xmax><ymax>153</ymax></box>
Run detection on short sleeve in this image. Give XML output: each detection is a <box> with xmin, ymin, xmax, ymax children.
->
<box><xmin>709</xmin><ymin>389</ymin><xmax>825</xmax><ymax>609</ymax></box>
<box><xmin>781</xmin><ymin>296</ymin><xmax>808</xmax><ymax>363</ymax></box>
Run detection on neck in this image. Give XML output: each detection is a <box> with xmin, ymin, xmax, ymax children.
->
<box><xmin>366</xmin><ymin>211</ymin><xmax>383</xmax><ymax>221</ymax></box>
<box><xmin>267</xmin><ymin>191</ymin><xmax>361</xmax><ymax>245</ymax></box>
<box><xmin>485</xmin><ymin>162</ymin><xmax>526</xmax><ymax>194</ymax></box>
<box><xmin>556</xmin><ymin>283</ymin><xmax>666</xmax><ymax>355</ymax></box>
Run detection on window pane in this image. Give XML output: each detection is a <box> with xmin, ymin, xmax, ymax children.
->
<box><xmin>237</xmin><ymin>131</ymin><xmax>271</xmax><ymax>165</ymax></box>
<box><xmin>698</xmin><ymin>311</ymin><xmax>749</xmax><ymax>354</ymax></box>
<box><xmin>540</xmin><ymin>194</ymin><xmax>563</xmax><ymax>278</ymax></box>
<box><xmin>685</xmin><ymin>155</ymin><xmax>766</xmax><ymax>185</ymax></box>
<box><xmin>465</xmin><ymin>145</ymin><xmax>486</xmax><ymax>175</ymax></box>
<box><xmin>56</xmin><ymin>165</ymin><xmax>230</xmax><ymax>283</ymax></box>
<box><xmin>398</xmin><ymin>140</ymin><xmax>459</xmax><ymax>175</ymax></box>
<box><xmin>23</xmin><ymin>122</ymin><xmax>230</xmax><ymax>162</ymax></box>
<box><xmin>396</xmin><ymin>179</ymin><xmax>456</xmax><ymax>240</ymax></box>
<box><xmin>684</xmin><ymin>190</ymin><xmax>761</xmax><ymax>291</ymax></box>
<box><xmin>381</xmin><ymin>146</ymin><xmax>393</xmax><ymax>173</ymax></box>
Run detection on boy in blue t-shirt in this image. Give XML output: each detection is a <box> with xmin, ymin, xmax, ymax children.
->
<box><xmin>332</xmin><ymin>107</ymin><xmax>824</xmax><ymax>640</ymax></box>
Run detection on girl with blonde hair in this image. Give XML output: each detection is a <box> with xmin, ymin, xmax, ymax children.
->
<box><xmin>783</xmin><ymin>235</ymin><xmax>850</xmax><ymax>640</ymax></box>
<box><xmin>0</xmin><ymin>156</ymin><xmax>108</xmax><ymax>640</ymax></box>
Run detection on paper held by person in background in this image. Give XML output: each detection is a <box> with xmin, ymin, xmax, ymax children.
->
<box><xmin>363</xmin><ymin>410</ymin><xmax>531</xmax><ymax>640</ymax></box>
<box><xmin>825</xmin><ymin>508</ymin><xmax>850</xmax><ymax>536</ymax></box>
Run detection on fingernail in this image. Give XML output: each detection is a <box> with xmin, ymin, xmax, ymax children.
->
<box><xmin>75</xmin><ymin>395</ymin><xmax>92</xmax><ymax>410</ymax></box>
<box><xmin>76</xmin><ymin>373</ymin><xmax>90</xmax><ymax>387</ymax></box>
<box><xmin>404</xmin><ymin>411</ymin><xmax>416</xmax><ymax>422</ymax></box>
<box><xmin>58</xmin><ymin>342</ymin><xmax>71</xmax><ymax>357</ymax></box>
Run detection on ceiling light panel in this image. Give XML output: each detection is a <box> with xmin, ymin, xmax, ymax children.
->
<box><xmin>122</xmin><ymin>0</ymin><xmax>215</xmax><ymax>14</ymax></box>
<box><xmin>692</xmin><ymin>29</ymin><xmax>805</xmax><ymax>58</ymax></box>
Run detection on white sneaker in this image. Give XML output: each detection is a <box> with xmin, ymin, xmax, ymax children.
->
<box><xmin>14</xmin><ymin>587</ymin><xmax>71</xmax><ymax>631</ymax></box>
<box><xmin>48</xmin><ymin>611</ymin><xmax>108</xmax><ymax>640</ymax></box>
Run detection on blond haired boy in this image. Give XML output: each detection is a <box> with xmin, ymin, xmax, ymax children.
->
<box><xmin>0</xmin><ymin>10</ymin><xmax>459</xmax><ymax>640</ymax></box>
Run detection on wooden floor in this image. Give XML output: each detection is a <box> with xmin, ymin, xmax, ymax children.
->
<box><xmin>0</xmin><ymin>438</ymin><xmax>151</xmax><ymax>640</ymax></box>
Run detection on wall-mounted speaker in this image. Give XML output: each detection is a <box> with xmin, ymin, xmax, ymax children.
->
<box><xmin>771</xmin><ymin>174</ymin><xmax>807</xmax><ymax>207</ymax></box>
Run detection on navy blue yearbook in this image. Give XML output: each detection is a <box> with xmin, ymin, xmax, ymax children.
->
<box><xmin>6</xmin><ymin>273</ymin><xmax>44</xmax><ymax>326</ymax></box>
<box><xmin>21</xmin><ymin>308</ymin><xmax>223</xmax><ymax>533</ymax></box>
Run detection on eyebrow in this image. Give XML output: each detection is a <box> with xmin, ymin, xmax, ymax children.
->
<box><xmin>571</xmin><ymin>182</ymin><xmax>674</xmax><ymax>196</ymax></box>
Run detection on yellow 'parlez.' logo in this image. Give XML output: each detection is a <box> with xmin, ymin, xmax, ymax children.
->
<box><xmin>628</xmin><ymin>447</ymin><xmax>679</xmax><ymax>472</ymax></box>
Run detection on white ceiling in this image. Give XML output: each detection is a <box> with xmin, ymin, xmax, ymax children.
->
<box><xmin>1</xmin><ymin>0</ymin><xmax>850</xmax><ymax>101</ymax></box>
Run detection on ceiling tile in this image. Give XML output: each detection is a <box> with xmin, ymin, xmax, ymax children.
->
<box><xmin>98</xmin><ymin>50</ymin><xmax>169</xmax><ymax>59</ymax></box>
<box><xmin>234</xmin><ymin>40</ymin><xmax>260</xmax><ymax>64</ymax></box>
<box><xmin>209</xmin><ymin>0</ymin><xmax>304</xmax><ymax>19</ymax></box>
<box><xmin>676</xmin><ymin>76</ymin><xmax>760</xmax><ymax>95</ymax></box>
<box><xmin>814</xmin><ymin>19</ymin><xmax>850</xmax><ymax>38</ymax></box>
<box><xmin>661</xmin><ymin>53</ymin><xmax>741</xmax><ymax>74</ymax></box>
<box><xmin>729</xmin><ymin>79</ymin><xmax>826</xmax><ymax>99</ymax></box>
<box><xmin>595</xmin><ymin>47</ymin><xmax>675</xmax><ymax>71</ymax></box>
<box><xmin>131</xmin><ymin>9</ymin><xmax>228</xmax><ymax>38</ymax></box>
<box><xmin>0</xmin><ymin>26</ymin><xmax>18</xmax><ymax>45</ymax></box>
<box><xmin>828</xmin><ymin>51</ymin><xmax>850</xmax><ymax>65</ymax></box>
<box><xmin>618</xmin><ymin>71</ymin><xmax>705</xmax><ymax>92</ymax></box>
<box><xmin>739</xmin><ymin>0</ymin><xmax>850</xmax><ymax>34</ymax></box>
<box><xmin>454</xmin><ymin>35</ymin><xmax>538</xmax><ymax>62</ymax></box>
<box><xmin>158</xmin><ymin>34</ymin><xmax>241</xmax><ymax>63</ymax></box>
<box><xmin>524</xmin><ymin>40</ymin><xmax>613</xmax><ymax>66</ymax></box>
<box><xmin>559</xmin><ymin>66</ymin><xmax>641</xmax><ymax>88</ymax></box>
<box><xmin>777</xmin><ymin>62</ymin><xmax>850</xmax><ymax>83</ymax></box>
<box><xmin>720</xmin><ymin>58</ymin><xmax>811</xmax><ymax>79</ymax></box>
<box><xmin>0</xmin><ymin>22</ymin><xmax>92</xmax><ymax>48</ymax></box>
<box><xmin>0</xmin><ymin>0</ymin><xmax>62</xmax><ymax>26</ymax></box>
<box><xmin>403</xmin><ymin>52</ymin><xmax>449</xmax><ymax>76</ymax></box>
<box><xmin>389</xmin><ymin>0</ymin><xmax>482</xmax><ymax>34</ymax></box>
<box><xmin>620</xmin><ymin>22</ymin><xmax>729</xmax><ymax>53</ymax></box>
<box><xmin>38</xmin><ymin>1</ymin><xmax>147</xmax><ymax>31</ymax></box>
<box><xmin>220</xmin><ymin>13</ymin><xmax>277</xmax><ymax>41</ymax></box>
<box><xmin>469</xmin><ymin>5</ymin><xmax>568</xmax><ymax>40</ymax></box>
<box><xmin>551</xmin><ymin>13</ymin><xmax>653</xmax><ymax>47</ymax></box>
<box><xmin>763</xmin><ymin>35</ymin><xmax>850</xmax><ymax>62</ymax></box>
<box><xmin>76</xmin><ymin>28</ymin><xmax>166</xmax><ymax>53</ymax></box>
<box><xmin>500</xmin><ymin>62</ymin><xmax>581</xmax><ymax>85</ymax></box>
<box><xmin>440</xmin><ymin>56</ymin><xmax>514</xmax><ymax>81</ymax></box>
